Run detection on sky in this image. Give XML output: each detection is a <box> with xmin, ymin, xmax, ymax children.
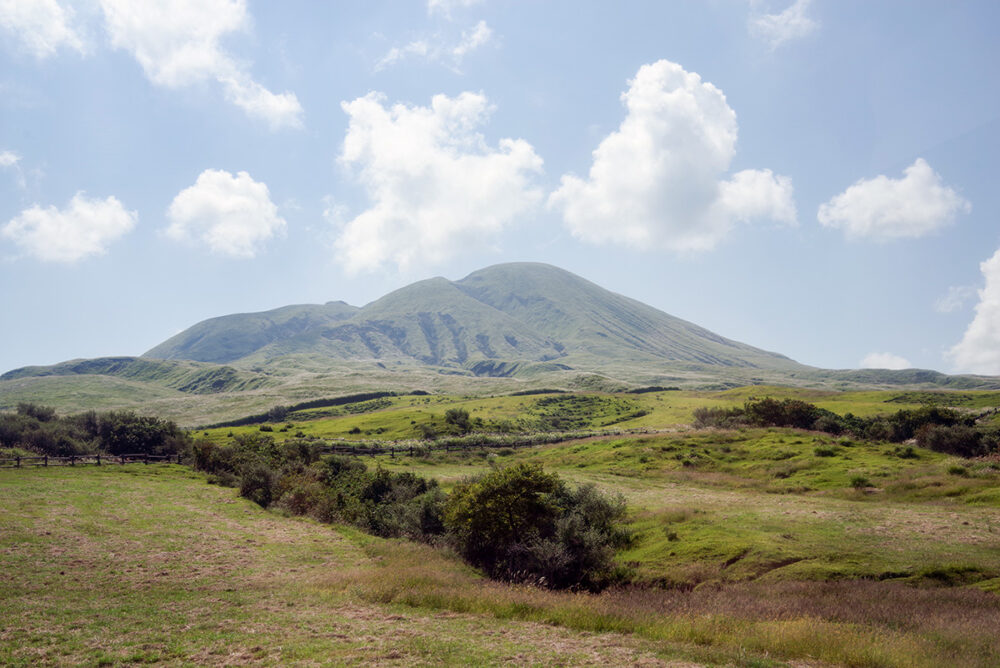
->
<box><xmin>1</xmin><ymin>0</ymin><xmax>999</xmax><ymax>376</ymax></box>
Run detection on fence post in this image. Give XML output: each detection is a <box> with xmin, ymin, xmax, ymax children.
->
<box><xmin>44</xmin><ymin>455</ymin><xmax>47</xmax><ymax>467</ymax></box>
<box><xmin>390</xmin><ymin>447</ymin><xmax>394</xmax><ymax>458</ymax></box>
<box><xmin>143</xmin><ymin>454</ymin><xmax>148</xmax><ymax>465</ymax></box>
<box><xmin>15</xmin><ymin>456</ymin><xmax>19</xmax><ymax>469</ymax></box>
<box><xmin>70</xmin><ymin>455</ymin><xmax>75</xmax><ymax>466</ymax></box>
<box><xmin>97</xmin><ymin>454</ymin><xmax>101</xmax><ymax>466</ymax></box>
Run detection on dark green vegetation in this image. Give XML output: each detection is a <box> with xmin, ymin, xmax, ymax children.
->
<box><xmin>6</xmin><ymin>263</ymin><xmax>999</xmax><ymax>425</ymax></box>
<box><xmin>189</xmin><ymin>432</ymin><xmax>629</xmax><ymax>592</ymax></box>
<box><xmin>0</xmin><ymin>402</ymin><xmax>188</xmax><ymax>457</ymax></box>
<box><xmin>695</xmin><ymin>396</ymin><xmax>999</xmax><ymax>457</ymax></box>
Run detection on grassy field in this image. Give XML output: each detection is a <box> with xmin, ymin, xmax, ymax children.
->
<box><xmin>6</xmin><ymin>386</ymin><xmax>1000</xmax><ymax>666</ymax></box>
<box><xmin>4</xmin><ymin>463</ymin><xmax>1000</xmax><ymax>666</ymax></box>
<box><xmin>195</xmin><ymin>386</ymin><xmax>966</xmax><ymax>443</ymax></box>
<box><xmin>0</xmin><ymin>465</ymin><xmax>711</xmax><ymax>666</ymax></box>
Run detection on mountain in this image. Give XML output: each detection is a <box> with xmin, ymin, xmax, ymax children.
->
<box><xmin>142</xmin><ymin>262</ymin><xmax>798</xmax><ymax>374</ymax></box>
<box><xmin>5</xmin><ymin>262</ymin><xmax>999</xmax><ymax>424</ymax></box>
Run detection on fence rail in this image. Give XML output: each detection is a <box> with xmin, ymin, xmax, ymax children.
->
<box><xmin>0</xmin><ymin>453</ymin><xmax>180</xmax><ymax>469</ymax></box>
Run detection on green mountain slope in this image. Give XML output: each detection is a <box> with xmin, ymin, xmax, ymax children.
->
<box><xmin>0</xmin><ymin>357</ymin><xmax>271</xmax><ymax>394</ymax></box>
<box><xmin>144</xmin><ymin>302</ymin><xmax>359</xmax><ymax>363</ymax></box>
<box><xmin>455</xmin><ymin>263</ymin><xmax>796</xmax><ymax>368</ymax></box>
<box><xmin>142</xmin><ymin>262</ymin><xmax>797</xmax><ymax>373</ymax></box>
<box><xmin>242</xmin><ymin>277</ymin><xmax>565</xmax><ymax>366</ymax></box>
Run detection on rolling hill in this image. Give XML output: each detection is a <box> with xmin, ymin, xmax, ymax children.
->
<box><xmin>4</xmin><ymin>262</ymin><xmax>999</xmax><ymax>423</ymax></box>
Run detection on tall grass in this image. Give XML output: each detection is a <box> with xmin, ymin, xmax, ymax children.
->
<box><xmin>350</xmin><ymin>537</ymin><xmax>1000</xmax><ymax>668</ymax></box>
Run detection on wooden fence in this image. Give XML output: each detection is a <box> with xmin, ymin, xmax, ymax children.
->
<box><xmin>0</xmin><ymin>453</ymin><xmax>181</xmax><ymax>469</ymax></box>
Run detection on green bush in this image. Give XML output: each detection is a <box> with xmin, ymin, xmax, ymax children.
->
<box><xmin>850</xmin><ymin>475</ymin><xmax>871</xmax><ymax>489</ymax></box>
<box><xmin>917</xmin><ymin>424</ymin><xmax>989</xmax><ymax>458</ymax></box>
<box><xmin>240</xmin><ymin>464</ymin><xmax>275</xmax><ymax>507</ymax></box>
<box><xmin>444</xmin><ymin>463</ymin><xmax>630</xmax><ymax>590</ymax></box>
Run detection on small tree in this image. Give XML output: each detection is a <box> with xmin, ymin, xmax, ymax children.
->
<box><xmin>444</xmin><ymin>408</ymin><xmax>472</xmax><ymax>434</ymax></box>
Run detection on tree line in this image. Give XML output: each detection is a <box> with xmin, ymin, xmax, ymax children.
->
<box><xmin>0</xmin><ymin>403</ymin><xmax>188</xmax><ymax>457</ymax></box>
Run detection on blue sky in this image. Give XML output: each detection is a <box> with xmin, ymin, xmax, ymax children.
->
<box><xmin>2</xmin><ymin>0</ymin><xmax>999</xmax><ymax>376</ymax></box>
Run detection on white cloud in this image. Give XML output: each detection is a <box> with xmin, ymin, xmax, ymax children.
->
<box><xmin>427</xmin><ymin>0</ymin><xmax>482</xmax><ymax>17</ymax></box>
<box><xmin>335</xmin><ymin>91</ymin><xmax>543</xmax><ymax>273</ymax></box>
<box><xmin>376</xmin><ymin>40</ymin><xmax>430</xmax><ymax>70</ymax></box>
<box><xmin>452</xmin><ymin>20</ymin><xmax>491</xmax><ymax>59</ymax></box>
<box><xmin>99</xmin><ymin>0</ymin><xmax>302</xmax><ymax>129</ymax></box>
<box><xmin>934</xmin><ymin>285</ymin><xmax>977</xmax><ymax>314</ymax></box>
<box><xmin>818</xmin><ymin>158</ymin><xmax>970</xmax><ymax>241</ymax></box>
<box><xmin>948</xmin><ymin>249</ymin><xmax>1000</xmax><ymax>375</ymax></box>
<box><xmin>166</xmin><ymin>169</ymin><xmax>286</xmax><ymax>258</ymax></box>
<box><xmin>2</xmin><ymin>192</ymin><xmax>136</xmax><ymax>262</ymax></box>
<box><xmin>549</xmin><ymin>59</ymin><xmax>796</xmax><ymax>251</ymax></box>
<box><xmin>749</xmin><ymin>0</ymin><xmax>817</xmax><ymax>49</ymax></box>
<box><xmin>376</xmin><ymin>20</ymin><xmax>493</xmax><ymax>71</ymax></box>
<box><xmin>0</xmin><ymin>149</ymin><xmax>25</xmax><ymax>189</ymax></box>
<box><xmin>0</xmin><ymin>0</ymin><xmax>85</xmax><ymax>58</ymax></box>
<box><xmin>860</xmin><ymin>352</ymin><xmax>912</xmax><ymax>371</ymax></box>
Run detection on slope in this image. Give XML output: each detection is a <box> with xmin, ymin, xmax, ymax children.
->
<box><xmin>144</xmin><ymin>302</ymin><xmax>359</xmax><ymax>363</ymax></box>
<box><xmin>456</xmin><ymin>262</ymin><xmax>798</xmax><ymax>368</ymax></box>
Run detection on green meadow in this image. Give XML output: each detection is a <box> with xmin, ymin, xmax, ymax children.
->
<box><xmin>5</xmin><ymin>386</ymin><xmax>1000</xmax><ymax>666</ymax></box>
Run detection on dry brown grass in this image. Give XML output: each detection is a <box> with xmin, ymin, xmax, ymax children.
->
<box><xmin>351</xmin><ymin>537</ymin><xmax>1000</xmax><ymax>668</ymax></box>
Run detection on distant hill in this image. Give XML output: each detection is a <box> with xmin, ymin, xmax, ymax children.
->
<box><xmin>142</xmin><ymin>262</ymin><xmax>800</xmax><ymax>374</ymax></box>
<box><xmin>5</xmin><ymin>262</ymin><xmax>999</xmax><ymax>424</ymax></box>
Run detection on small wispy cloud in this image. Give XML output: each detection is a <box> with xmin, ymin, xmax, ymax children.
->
<box><xmin>0</xmin><ymin>0</ymin><xmax>86</xmax><ymax>59</ymax></box>
<box><xmin>749</xmin><ymin>0</ymin><xmax>817</xmax><ymax>49</ymax></box>
<box><xmin>376</xmin><ymin>20</ymin><xmax>493</xmax><ymax>72</ymax></box>
<box><xmin>934</xmin><ymin>285</ymin><xmax>977</xmax><ymax>314</ymax></box>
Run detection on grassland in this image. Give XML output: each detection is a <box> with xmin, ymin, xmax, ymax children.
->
<box><xmin>4</xmin><ymin>459</ymin><xmax>1000</xmax><ymax>666</ymax></box>
<box><xmin>0</xmin><ymin>465</ymin><xmax>706</xmax><ymax>666</ymax></box>
<box><xmin>6</xmin><ymin>387</ymin><xmax>1000</xmax><ymax>666</ymax></box>
<box><xmin>194</xmin><ymin>385</ymin><xmax>990</xmax><ymax>443</ymax></box>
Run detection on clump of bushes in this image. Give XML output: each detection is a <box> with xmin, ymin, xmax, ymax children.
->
<box><xmin>0</xmin><ymin>403</ymin><xmax>188</xmax><ymax>457</ymax></box>
<box><xmin>693</xmin><ymin>397</ymin><xmax>998</xmax><ymax>458</ymax></box>
<box><xmin>188</xmin><ymin>440</ymin><xmax>629</xmax><ymax>591</ymax></box>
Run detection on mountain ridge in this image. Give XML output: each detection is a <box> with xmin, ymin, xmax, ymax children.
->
<box><xmin>141</xmin><ymin>262</ymin><xmax>797</xmax><ymax>373</ymax></box>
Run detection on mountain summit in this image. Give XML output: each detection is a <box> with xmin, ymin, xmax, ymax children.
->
<box><xmin>143</xmin><ymin>262</ymin><xmax>799</xmax><ymax>375</ymax></box>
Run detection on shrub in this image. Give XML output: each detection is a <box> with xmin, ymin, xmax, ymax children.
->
<box><xmin>240</xmin><ymin>464</ymin><xmax>275</xmax><ymax>507</ymax></box>
<box><xmin>444</xmin><ymin>408</ymin><xmax>472</xmax><ymax>434</ymax></box>
<box><xmin>692</xmin><ymin>406</ymin><xmax>742</xmax><ymax>428</ymax></box>
<box><xmin>850</xmin><ymin>475</ymin><xmax>871</xmax><ymax>490</ymax></box>
<box><xmin>917</xmin><ymin>424</ymin><xmax>988</xmax><ymax>458</ymax></box>
<box><xmin>444</xmin><ymin>463</ymin><xmax>629</xmax><ymax>590</ymax></box>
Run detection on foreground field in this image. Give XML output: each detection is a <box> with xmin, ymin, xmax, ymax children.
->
<box><xmin>3</xmin><ymin>463</ymin><xmax>1000</xmax><ymax>666</ymax></box>
<box><xmin>0</xmin><ymin>466</ymin><xmax>694</xmax><ymax>666</ymax></box>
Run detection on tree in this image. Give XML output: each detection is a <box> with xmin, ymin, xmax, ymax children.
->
<box><xmin>444</xmin><ymin>407</ymin><xmax>472</xmax><ymax>434</ymax></box>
